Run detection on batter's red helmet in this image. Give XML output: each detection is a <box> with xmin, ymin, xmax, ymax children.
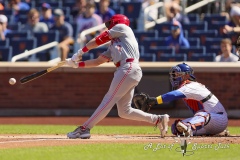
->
<box><xmin>105</xmin><ymin>14</ymin><xmax>130</xmax><ymax>29</ymax></box>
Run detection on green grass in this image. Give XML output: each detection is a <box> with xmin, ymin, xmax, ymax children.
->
<box><xmin>0</xmin><ymin>125</ymin><xmax>239</xmax><ymax>160</ymax></box>
<box><xmin>0</xmin><ymin>143</ymin><xmax>239</xmax><ymax>160</ymax></box>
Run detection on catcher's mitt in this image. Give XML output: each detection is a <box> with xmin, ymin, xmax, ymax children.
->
<box><xmin>132</xmin><ymin>92</ymin><xmax>157</xmax><ymax>112</ymax></box>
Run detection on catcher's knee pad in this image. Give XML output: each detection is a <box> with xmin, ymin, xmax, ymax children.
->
<box><xmin>194</xmin><ymin>111</ymin><xmax>211</xmax><ymax>126</ymax></box>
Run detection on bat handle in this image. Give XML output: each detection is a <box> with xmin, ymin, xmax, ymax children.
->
<box><xmin>47</xmin><ymin>61</ymin><xmax>66</xmax><ymax>72</ymax></box>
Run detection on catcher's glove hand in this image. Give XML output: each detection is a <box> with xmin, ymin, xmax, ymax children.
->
<box><xmin>133</xmin><ymin>92</ymin><xmax>157</xmax><ymax>112</ymax></box>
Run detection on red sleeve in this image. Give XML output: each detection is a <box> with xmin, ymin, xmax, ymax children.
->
<box><xmin>95</xmin><ymin>31</ymin><xmax>111</xmax><ymax>46</ymax></box>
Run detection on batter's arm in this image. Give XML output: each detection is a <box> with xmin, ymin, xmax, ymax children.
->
<box><xmin>82</xmin><ymin>31</ymin><xmax>111</xmax><ymax>52</ymax></box>
<box><xmin>78</xmin><ymin>56</ymin><xmax>109</xmax><ymax>68</ymax></box>
<box><xmin>72</xmin><ymin>31</ymin><xmax>111</xmax><ymax>62</ymax></box>
<box><xmin>84</xmin><ymin>38</ymin><xmax>99</xmax><ymax>51</ymax></box>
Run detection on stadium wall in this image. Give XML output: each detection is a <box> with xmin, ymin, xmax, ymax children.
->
<box><xmin>0</xmin><ymin>62</ymin><xmax>239</xmax><ymax>118</ymax></box>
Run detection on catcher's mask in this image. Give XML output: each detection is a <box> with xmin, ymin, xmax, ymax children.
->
<box><xmin>169</xmin><ymin>63</ymin><xmax>195</xmax><ymax>89</ymax></box>
<box><xmin>105</xmin><ymin>14</ymin><xmax>130</xmax><ymax>30</ymax></box>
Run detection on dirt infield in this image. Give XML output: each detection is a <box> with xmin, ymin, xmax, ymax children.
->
<box><xmin>1</xmin><ymin>134</ymin><xmax>239</xmax><ymax>149</ymax></box>
<box><xmin>0</xmin><ymin>117</ymin><xmax>239</xmax><ymax>149</ymax></box>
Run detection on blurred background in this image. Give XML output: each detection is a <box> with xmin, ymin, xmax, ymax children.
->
<box><xmin>0</xmin><ymin>0</ymin><xmax>239</xmax><ymax>119</ymax></box>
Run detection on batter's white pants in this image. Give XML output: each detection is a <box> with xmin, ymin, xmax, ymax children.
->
<box><xmin>83</xmin><ymin>62</ymin><xmax>159</xmax><ymax>129</ymax></box>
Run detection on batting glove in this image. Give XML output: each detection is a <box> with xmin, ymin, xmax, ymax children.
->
<box><xmin>65</xmin><ymin>58</ymin><xmax>78</xmax><ymax>68</ymax></box>
<box><xmin>71</xmin><ymin>49</ymin><xmax>84</xmax><ymax>62</ymax></box>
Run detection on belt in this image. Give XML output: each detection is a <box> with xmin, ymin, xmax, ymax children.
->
<box><xmin>114</xmin><ymin>58</ymin><xmax>138</xmax><ymax>67</ymax></box>
<box><xmin>201</xmin><ymin>93</ymin><xmax>213</xmax><ymax>103</ymax></box>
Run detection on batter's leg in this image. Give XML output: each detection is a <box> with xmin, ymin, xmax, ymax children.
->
<box><xmin>67</xmin><ymin>63</ymin><xmax>168</xmax><ymax>139</ymax></box>
<box><xmin>117</xmin><ymin>85</ymin><xmax>169</xmax><ymax>137</ymax></box>
<box><xmin>117</xmin><ymin>85</ymin><xmax>159</xmax><ymax>124</ymax></box>
<box><xmin>82</xmin><ymin>63</ymin><xmax>142</xmax><ymax>129</ymax></box>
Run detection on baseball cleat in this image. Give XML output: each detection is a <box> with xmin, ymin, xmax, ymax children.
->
<box><xmin>158</xmin><ymin>114</ymin><xmax>170</xmax><ymax>138</ymax></box>
<box><xmin>67</xmin><ymin>126</ymin><xmax>91</xmax><ymax>139</ymax></box>
<box><xmin>176</xmin><ymin>121</ymin><xmax>192</xmax><ymax>137</ymax></box>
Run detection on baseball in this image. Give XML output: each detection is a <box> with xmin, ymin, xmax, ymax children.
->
<box><xmin>9</xmin><ymin>78</ymin><xmax>16</xmax><ymax>85</ymax></box>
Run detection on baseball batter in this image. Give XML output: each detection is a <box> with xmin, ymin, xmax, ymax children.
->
<box><xmin>65</xmin><ymin>14</ymin><xmax>169</xmax><ymax>139</ymax></box>
<box><xmin>134</xmin><ymin>63</ymin><xmax>228</xmax><ymax>136</ymax></box>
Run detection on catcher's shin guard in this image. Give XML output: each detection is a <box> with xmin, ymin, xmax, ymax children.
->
<box><xmin>171</xmin><ymin>120</ymin><xmax>193</xmax><ymax>136</ymax></box>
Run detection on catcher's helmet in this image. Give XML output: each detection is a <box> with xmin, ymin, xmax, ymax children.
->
<box><xmin>169</xmin><ymin>63</ymin><xmax>195</xmax><ymax>89</ymax></box>
<box><xmin>105</xmin><ymin>14</ymin><xmax>130</xmax><ymax>29</ymax></box>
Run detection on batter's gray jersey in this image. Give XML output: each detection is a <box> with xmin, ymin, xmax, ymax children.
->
<box><xmin>101</xmin><ymin>24</ymin><xmax>140</xmax><ymax>63</ymax></box>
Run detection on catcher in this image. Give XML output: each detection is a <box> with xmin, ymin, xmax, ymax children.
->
<box><xmin>133</xmin><ymin>63</ymin><xmax>228</xmax><ymax>136</ymax></box>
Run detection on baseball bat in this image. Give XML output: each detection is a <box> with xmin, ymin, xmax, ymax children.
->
<box><xmin>20</xmin><ymin>61</ymin><xmax>66</xmax><ymax>84</ymax></box>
